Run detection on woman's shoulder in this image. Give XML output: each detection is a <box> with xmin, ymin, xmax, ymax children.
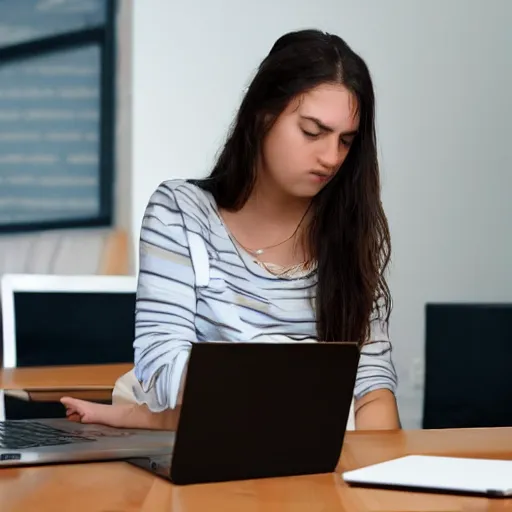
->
<box><xmin>153</xmin><ymin>178</ymin><xmax>212</xmax><ymax>211</ymax></box>
<box><xmin>148</xmin><ymin>178</ymin><xmax>216</xmax><ymax>229</ymax></box>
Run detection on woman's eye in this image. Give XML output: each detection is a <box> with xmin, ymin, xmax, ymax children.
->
<box><xmin>302</xmin><ymin>129</ymin><xmax>320</xmax><ymax>138</ymax></box>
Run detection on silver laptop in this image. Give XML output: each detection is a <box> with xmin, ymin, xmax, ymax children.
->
<box><xmin>0</xmin><ymin>342</ymin><xmax>360</xmax><ymax>485</ymax></box>
<box><xmin>342</xmin><ymin>455</ymin><xmax>512</xmax><ymax>498</ymax></box>
<box><xmin>0</xmin><ymin>418</ymin><xmax>174</xmax><ymax>465</ymax></box>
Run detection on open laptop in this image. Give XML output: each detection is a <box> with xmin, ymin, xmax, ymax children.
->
<box><xmin>0</xmin><ymin>342</ymin><xmax>359</xmax><ymax>484</ymax></box>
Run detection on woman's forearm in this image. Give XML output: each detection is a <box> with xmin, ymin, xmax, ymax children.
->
<box><xmin>110</xmin><ymin>404</ymin><xmax>181</xmax><ymax>430</ymax></box>
<box><xmin>354</xmin><ymin>389</ymin><xmax>401</xmax><ymax>430</ymax></box>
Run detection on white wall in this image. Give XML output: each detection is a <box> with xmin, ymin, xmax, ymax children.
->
<box><xmin>113</xmin><ymin>0</ymin><xmax>133</xmax><ymax>267</ymax></box>
<box><xmin>131</xmin><ymin>0</ymin><xmax>512</xmax><ymax>427</ymax></box>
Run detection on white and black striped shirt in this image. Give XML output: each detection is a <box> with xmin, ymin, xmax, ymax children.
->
<box><xmin>133</xmin><ymin>179</ymin><xmax>397</xmax><ymax>411</ymax></box>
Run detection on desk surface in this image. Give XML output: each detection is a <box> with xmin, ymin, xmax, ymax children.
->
<box><xmin>0</xmin><ymin>363</ymin><xmax>133</xmax><ymax>391</ymax></box>
<box><xmin>1</xmin><ymin>427</ymin><xmax>511</xmax><ymax>512</ymax></box>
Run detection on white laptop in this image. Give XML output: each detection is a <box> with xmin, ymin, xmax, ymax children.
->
<box><xmin>342</xmin><ymin>455</ymin><xmax>512</xmax><ymax>498</ymax></box>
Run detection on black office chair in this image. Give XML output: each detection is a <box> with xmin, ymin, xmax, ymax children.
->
<box><xmin>423</xmin><ymin>303</ymin><xmax>512</xmax><ymax>429</ymax></box>
<box><xmin>1</xmin><ymin>274</ymin><xmax>136</xmax><ymax>420</ymax></box>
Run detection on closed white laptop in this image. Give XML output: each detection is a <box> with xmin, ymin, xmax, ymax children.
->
<box><xmin>342</xmin><ymin>455</ymin><xmax>512</xmax><ymax>498</ymax></box>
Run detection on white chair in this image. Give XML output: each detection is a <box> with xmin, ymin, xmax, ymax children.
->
<box><xmin>0</xmin><ymin>273</ymin><xmax>137</xmax><ymax>420</ymax></box>
<box><xmin>347</xmin><ymin>400</ymin><xmax>355</xmax><ymax>431</ymax></box>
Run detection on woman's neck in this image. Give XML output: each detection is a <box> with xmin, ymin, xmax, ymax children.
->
<box><xmin>241</xmin><ymin>175</ymin><xmax>311</xmax><ymax>225</ymax></box>
<box><xmin>218</xmin><ymin>175</ymin><xmax>312</xmax><ymax>267</ymax></box>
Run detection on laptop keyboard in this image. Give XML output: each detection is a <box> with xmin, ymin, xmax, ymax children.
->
<box><xmin>0</xmin><ymin>421</ymin><xmax>96</xmax><ymax>449</ymax></box>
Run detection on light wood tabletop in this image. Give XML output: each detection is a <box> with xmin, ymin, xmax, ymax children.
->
<box><xmin>0</xmin><ymin>363</ymin><xmax>132</xmax><ymax>402</ymax></box>
<box><xmin>0</xmin><ymin>427</ymin><xmax>510</xmax><ymax>512</ymax></box>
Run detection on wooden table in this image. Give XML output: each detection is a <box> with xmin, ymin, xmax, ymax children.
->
<box><xmin>0</xmin><ymin>363</ymin><xmax>133</xmax><ymax>402</ymax></box>
<box><xmin>1</xmin><ymin>427</ymin><xmax>510</xmax><ymax>511</ymax></box>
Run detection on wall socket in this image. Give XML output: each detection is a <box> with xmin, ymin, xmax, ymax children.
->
<box><xmin>410</xmin><ymin>358</ymin><xmax>425</xmax><ymax>389</ymax></box>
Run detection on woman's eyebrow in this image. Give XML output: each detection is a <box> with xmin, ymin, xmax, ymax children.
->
<box><xmin>300</xmin><ymin>115</ymin><xmax>357</xmax><ymax>136</ymax></box>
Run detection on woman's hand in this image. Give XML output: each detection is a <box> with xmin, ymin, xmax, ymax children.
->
<box><xmin>60</xmin><ymin>397</ymin><xmax>180</xmax><ymax>430</ymax></box>
<box><xmin>61</xmin><ymin>397</ymin><xmax>135</xmax><ymax>428</ymax></box>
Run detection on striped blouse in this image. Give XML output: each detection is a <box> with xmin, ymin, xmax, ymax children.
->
<box><xmin>133</xmin><ymin>179</ymin><xmax>397</xmax><ymax>411</ymax></box>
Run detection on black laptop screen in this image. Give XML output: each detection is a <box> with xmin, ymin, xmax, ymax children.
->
<box><xmin>12</xmin><ymin>291</ymin><xmax>135</xmax><ymax>367</ymax></box>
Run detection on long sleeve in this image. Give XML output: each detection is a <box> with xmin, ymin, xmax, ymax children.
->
<box><xmin>353</xmin><ymin>317</ymin><xmax>398</xmax><ymax>400</ymax></box>
<box><xmin>133</xmin><ymin>182</ymin><xmax>200</xmax><ymax>411</ymax></box>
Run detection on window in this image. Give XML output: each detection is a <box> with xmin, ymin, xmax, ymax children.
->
<box><xmin>0</xmin><ymin>0</ymin><xmax>116</xmax><ymax>232</ymax></box>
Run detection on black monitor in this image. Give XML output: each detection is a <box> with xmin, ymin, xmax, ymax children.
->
<box><xmin>12</xmin><ymin>290</ymin><xmax>135</xmax><ymax>367</ymax></box>
<box><xmin>423</xmin><ymin>303</ymin><xmax>512</xmax><ymax>429</ymax></box>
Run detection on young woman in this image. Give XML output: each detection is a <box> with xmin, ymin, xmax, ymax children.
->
<box><xmin>62</xmin><ymin>29</ymin><xmax>400</xmax><ymax>431</ymax></box>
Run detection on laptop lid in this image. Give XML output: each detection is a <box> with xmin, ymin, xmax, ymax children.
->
<box><xmin>342</xmin><ymin>455</ymin><xmax>512</xmax><ymax>498</ymax></box>
<box><xmin>168</xmin><ymin>341</ymin><xmax>360</xmax><ymax>485</ymax></box>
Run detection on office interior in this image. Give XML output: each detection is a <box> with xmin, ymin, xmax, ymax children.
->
<box><xmin>0</xmin><ymin>0</ymin><xmax>510</xmax><ymax>455</ymax></box>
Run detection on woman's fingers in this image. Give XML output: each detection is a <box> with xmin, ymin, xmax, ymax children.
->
<box><xmin>61</xmin><ymin>397</ymin><xmax>89</xmax><ymax>422</ymax></box>
<box><xmin>66</xmin><ymin>411</ymin><xmax>82</xmax><ymax>422</ymax></box>
<box><xmin>61</xmin><ymin>396</ymin><xmax>84</xmax><ymax>409</ymax></box>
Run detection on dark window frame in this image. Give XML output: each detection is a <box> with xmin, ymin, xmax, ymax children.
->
<box><xmin>0</xmin><ymin>0</ymin><xmax>116</xmax><ymax>234</ymax></box>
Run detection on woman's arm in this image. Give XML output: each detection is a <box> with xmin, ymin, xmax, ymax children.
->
<box><xmin>61</xmin><ymin>397</ymin><xmax>181</xmax><ymax>430</ymax></box>
<box><xmin>352</xmin><ymin>318</ymin><xmax>401</xmax><ymax>430</ymax></box>
<box><xmin>133</xmin><ymin>182</ymin><xmax>201</xmax><ymax>412</ymax></box>
<box><xmin>354</xmin><ymin>389</ymin><xmax>400</xmax><ymax>430</ymax></box>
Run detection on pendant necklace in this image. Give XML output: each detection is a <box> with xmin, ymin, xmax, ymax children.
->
<box><xmin>230</xmin><ymin>208</ymin><xmax>309</xmax><ymax>257</ymax></box>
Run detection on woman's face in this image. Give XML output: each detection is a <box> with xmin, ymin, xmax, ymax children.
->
<box><xmin>260</xmin><ymin>82</ymin><xmax>360</xmax><ymax>198</ymax></box>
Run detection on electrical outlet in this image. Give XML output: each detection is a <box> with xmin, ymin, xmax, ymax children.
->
<box><xmin>410</xmin><ymin>358</ymin><xmax>425</xmax><ymax>389</ymax></box>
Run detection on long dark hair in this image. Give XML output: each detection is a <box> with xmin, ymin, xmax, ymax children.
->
<box><xmin>197</xmin><ymin>29</ymin><xmax>391</xmax><ymax>345</ymax></box>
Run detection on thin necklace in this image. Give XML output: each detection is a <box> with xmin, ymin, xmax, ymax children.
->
<box><xmin>230</xmin><ymin>208</ymin><xmax>309</xmax><ymax>256</ymax></box>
